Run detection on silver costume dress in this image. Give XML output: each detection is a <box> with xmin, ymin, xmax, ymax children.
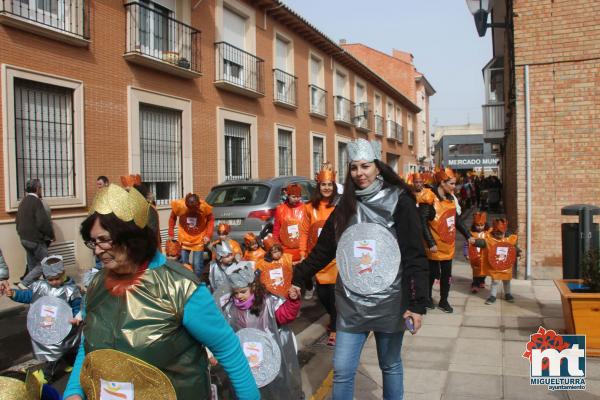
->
<box><xmin>223</xmin><ymin>295</ymin><xmax>303</xmax><ymax>399</ymax></box>
<box><xmin>28</xmin><ymin>279</ymin><xmax>82</xmax><ymax>361</ymax></box>
<box><xmin>335</xmin><ymin>185</ymin><xmax>404</xmax><ymax>333</ymax></box>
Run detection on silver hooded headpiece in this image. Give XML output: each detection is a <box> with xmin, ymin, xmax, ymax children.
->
<box><xmin>225</xmin><ymin>262</ymin><xmax>256</xmax><ymax>289</ymax></box>
<box><xmin>41</xmin><ymin>255</ymin><xmax>64</xmax><ymax>277</ymax></box>
<box><xmin>215</xmin><ymin>240</ymin><xmax>233</xmax><ymax>258</ymax></box>
<box><xmin>347</xmin><ymin>139</ymin><xmax>382</xmax><ymax>162</ymax></box>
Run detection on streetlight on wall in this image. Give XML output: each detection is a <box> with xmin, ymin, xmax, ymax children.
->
<box><xmin>466</xmin><ymin>0</ymin><xmax>503</xmax><ymax>37</ymax></box>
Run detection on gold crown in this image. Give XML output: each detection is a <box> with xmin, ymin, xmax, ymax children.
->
<box><xmin>90</xmin><ymin>184</ymin><xmax>149</xmax><ymax>228</ymax></box>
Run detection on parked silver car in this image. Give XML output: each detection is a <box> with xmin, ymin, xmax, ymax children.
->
<box><xmin>205</xmin><ymin>177</ymin><xmax>315</xmax><ymax>244</ymax></box>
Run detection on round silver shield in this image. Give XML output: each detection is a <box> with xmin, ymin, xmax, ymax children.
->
<box><xmin>236</xmin><ymin>328</ymin><xmax>281</xmax><ymax>388</ymax></box>
<box><xmin>27</xmin><ymin>296</ymin><xmax>73</xmax><ymax>345</ymax></box>
<box><xmin>336</xmin><ymin>223</ymin><xmax>401</xmax><ymax>295</ymax></box>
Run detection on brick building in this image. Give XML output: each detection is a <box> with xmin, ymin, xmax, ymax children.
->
<box><xmin>0</xmin><ymin>0</ymin><xmax>422</xmax><ymax>276</ymax></box>
<box><xmin>473</xmin><ymin>0</ymin><xmax>600</xmax><ymax>274</ymax></box>
<box><xmin>340</xmin><ymin>43</ymin><xmax>436</xmax><ymax>172</ymax></box>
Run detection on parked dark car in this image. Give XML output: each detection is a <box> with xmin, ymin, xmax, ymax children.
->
<box><xmin>205</xmin><ymin>177</ymin><xmax>315</xmax><ymax>244</ymax></box>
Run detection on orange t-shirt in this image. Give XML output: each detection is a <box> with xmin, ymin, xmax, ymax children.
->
<box><xmin>299</xmin><ymin>200</ymin><xmax>338</xmax><ymax>285</ymax></box>
<box><xmin>256</xmin><ymin>253</ymin><xmax>293</xmax><ymax>298</ymax></box>
<box><xmin>169</xmin><ymin>199</ymin><xmax>214</xmax><ymax>251</ymax></box>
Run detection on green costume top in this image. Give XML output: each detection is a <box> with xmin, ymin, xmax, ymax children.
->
<box><xmin>63</xmin><ymin>252</ymin><xmax>260</xmax><ymax>400</ymax></box>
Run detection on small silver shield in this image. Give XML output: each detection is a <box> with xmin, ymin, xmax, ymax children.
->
<box><xmin>336</xmin><ymin>223</ymin><xmax>401</xmax><ymax>295</ymax></box>
<box><xmin>236</xmin><ymin>327</ymin><xmax>281</xmax><ymax>388</ymax></box>
<box><xmin>27</xmin><ymin>296</ymin><xmax>73</xmax><ymax>345</ymax></box>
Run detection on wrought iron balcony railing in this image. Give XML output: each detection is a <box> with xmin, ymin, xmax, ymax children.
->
<box><xmin>386</xmin><ymin>119</ymin><xmax>397</xmax><ymax>139</ymax></box>
<box><xmin>396</xmin><ymin>124</ymin><xmax>404</xmax><ymax>143</ymax></box>
<box><xmin>125</xmin><ymin>2</ymin><xmax>200</xmax><ymax>77</ymax></box>
<box><xmin>215</xmin><ymin>41</ymin><xmax>264</xmax><ymax>97</ymax></box>
<box><xmin>0</xmin><ymin>0</ymin><xmax>89</xmax><ymax>41</ymax></box>
<box><xmin>334</xmin><ymin>95</ymin><xmax>353</xmax><ymax>125</ymax></box>
<box><xmin>273</xmin><ymin>69</ymin><xmax>297</xmax><ymax>107</ymax></box>
<box><xmin>353</xmin><ymin>102</ymin><xmax>370</xmax><ymax>131</ymax></box>
<box><xmin>309</xmin><ymin>84</ymin><xmax>327</xmax><ymax>117</ymax></box>
<box><xmin>482</xmin><ymin>103</ymin><xmax>505</xmax><ymax>134</ymax></box>
<box><xmin>374</xmin><ymin>115</ymin><xmax>384</xmax><ymax>136</ymax></box>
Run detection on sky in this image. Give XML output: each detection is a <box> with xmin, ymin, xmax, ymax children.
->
<box><xmin>283</xmin><ymin>0</ymin><xmax>492</xmax><ymax>128</ymax></box>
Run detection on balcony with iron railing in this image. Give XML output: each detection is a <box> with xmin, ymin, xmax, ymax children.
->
<box><xmin>124</xmin><ymin>2</ymin><xmax>201</xmax><ymax>79</ymax></box>
<box><xmin>353</xmin><ymin>102</ymin><xmax>371</xmax><ymax>132</ymax></box>
<box><xmin>396</xmin><ymin>125</ymin><xmax>404</xmax><ymax>143</ymax></box>
<box><xmin>386</xmin><ymin>119</ymin><xmax>397</xmax><ymax>140</ymax></box>
<box><xmin>273</xmin><ymin>69</ymin><xmax>297</xmax><ymax>109</ymax></box>
<box><xmin>374</xmin><ymin>115</ymin><xmax>384</xmax><ymax>136</ymax></box>
<box><xmin>215</xmin><ymin>41</ymin><xmax>264</xmax><ymax>98</ymax></box>
<box><xmin>0</xmin><ymin>0</ymin><xmax>89</xmax><ymax>45</ymax></box>
<box><xmin>309</xmin><ymin>84</ymin><xmax>327</xmax><ymax>118</ymax></box>
<box><xmin>482</xmin><ymin>103</ymin><xmax>505</xmax><ymax>142</ymax></box>
<box><xmin>334</xmin><ymin>95</ymin><xmax>353</xmax><ymax>126</ymax></box>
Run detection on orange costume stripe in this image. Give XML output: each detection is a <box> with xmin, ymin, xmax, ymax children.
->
<box><xmin>468</xmin><ymin>229</ymin><xmax>490</xmax><ymax>277</ymax></box>
<box><xmin>299</xmin><ymin>200</ymin><xmax>338</xmax><ymax>284</ymax></box>
<box><xmin>415</xmin><ymin>187</ymin><xmax>436</xmax><ymax>206</ymax></box>
<box><xmin>274</xmin><ymin>202</ymin><xmax>307</xmax><ymax>261</ymax></box>
<box><xmin>242</xmin><ymin>247</ymin><xmax>266</xmax><ymax>263</ymax></box>
<box><xmin>480</xmin><ymin>233</ymin><xmax>518</xmax><ymax>280</ymax></box>
<box><xmin>256</xmin><ymin>253</ymin><xmax>293</xmax><ymax>298</ymax></box>
<box><xmin>168</xmin><ymin>199</ymin><xmax>214</xmax><ymax>251</ymax></box>
<box><xmin>424</xmin><ymin>196</ymin><xmax>458</xmax><ymax>261</ymax></box>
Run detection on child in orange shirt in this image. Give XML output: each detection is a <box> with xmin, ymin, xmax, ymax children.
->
<box><xmin>242</xmin><ymin>233</ymin><xmax>266</xmax><ymax>263</ymax></box>
<box><xmin>256</xmin><ymin>237</ymin><xmax>293</xmax><ymax>298</ymax></box>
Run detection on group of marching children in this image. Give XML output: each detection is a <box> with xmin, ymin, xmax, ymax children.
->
<box><xmin>467</xmin><ymin>212</ymin><xmax>521</xmax><ymax>304</ymax></box>
<box><xmin>408</xmin><ymin>171</ymin><xmax>520</xmax><ymax>306</ymax></box>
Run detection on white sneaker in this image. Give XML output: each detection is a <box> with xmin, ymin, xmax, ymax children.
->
<box><xmin>16</xmin><ymin>282</ymin><xmax>29</xmax><ymax>290</ymax></box>
<box><xmin>304</xmin><ymin>288</ymin><xmax>314</xmax><ymax>300</ymax></box>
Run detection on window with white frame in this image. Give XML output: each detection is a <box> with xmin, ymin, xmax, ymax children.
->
<box><xmin>386</xmin><ymin>100</ymin><xmax>395</xmax><ymax>138</ymax></box>
<box><xmin>277</xmin><ymin>128</ymin><xmax>293</xmax><ymax>176</ymax></box>
<box><xmin>408</xmin><ymin>113</ymin><xmax>414</xmax><ymax>146</ymax></box>
<box><xmin>374</xmin><ymin>93</ymin><xmax>383</xmax><ymax>135</ymax></box>
<box><xmin>274</xmin><ymin>35</ymin><xmax>294</xmax><ymax>105</ymax></box>
<box><xmin>396</xmin><ymin>106</ymin><xmax>403</xmax><ymax>142</ymax></box>
<box><xmin>222</xmin><ymin>7</ymin><xmax>247</xmax><ymax>84</ymax></box>
<box><xmin>137</xmin><ymin>0</ymin><xmax>174</xmax><ymax>58</ymax></box>
<box><xmin>224</xmin><ymin>120</ymin><xmax>251</xmax><ymax>180</ymax></box>
<box><xmin>312</xmin><ymin>136</ymin><xmax>324</xmax><ymax>177</ymax></box>
<box><xmin>14</xmin><ymin>78</ymin><xmax>75</xmax><ymax>200</ymax></box>
<box><xmin>309</xmin><ymin>55</ymin><xmax>326</xmax><ymax>115</ymax></box>
<box><xmin>334</xmin><ymin>70</ymin><xmax>350</xmax><ymax>121</ymax></box>
<box><xmin>139</xmin><ymin>103</ymin><xmax>183</xmax><ymax>205</ymax></box>
<box><xmin>337</xmin><ymin>141</ymin><xmax>348</xmax><ymax>184</ymax></box>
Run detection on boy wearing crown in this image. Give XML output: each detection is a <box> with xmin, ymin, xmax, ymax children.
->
<box><xmin>272</xmin><ymin>183</ymin><xmax>307</xmax><ymax>263</ymax></box>
<box><xmin>469</xmin><ymin>218</ymin><xmax>521</xmax><ymax>304</ymax></box>
<box><xmin>169</xmin><ymin>193</ymin><xmax>215</xmax><ymax>278</ymax></box>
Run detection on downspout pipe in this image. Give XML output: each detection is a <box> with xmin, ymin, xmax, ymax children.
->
<box><xmin>525</xmin><ymin>65</ymin><xmax>532</xmax><ymax>279</ymax></box>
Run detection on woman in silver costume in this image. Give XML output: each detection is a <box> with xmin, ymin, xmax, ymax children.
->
<box><xmin>292</xmin><ymin>139</ymin><xmax>429</xmax><ymax>400</ymax></box>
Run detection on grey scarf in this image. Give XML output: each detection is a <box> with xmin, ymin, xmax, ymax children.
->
<box><xmin>355</xmin><ymin>178</ymin><xmax>384</xmax><ymax>198</ymax></box>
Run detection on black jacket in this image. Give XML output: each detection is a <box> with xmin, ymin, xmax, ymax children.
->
<box><xmin>292</xmin><ymin>189</ymin><xmax>429</xmax><ymax>315</ymax></box>
<box><xmin>16</xmin><ymin>194</ymin><xmax>54</xmax><ymax>243</ymax></box>
<box><xmin>418</xmin><ymin>185</ymin><xmax>470</xmax><ymax>248</ymax></box>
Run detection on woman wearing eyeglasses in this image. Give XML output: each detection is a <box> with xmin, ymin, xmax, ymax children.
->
<box><xmin>63</xmin><ymin>184</ymin><xmax>259</xmax><ymax>400</ymax></box>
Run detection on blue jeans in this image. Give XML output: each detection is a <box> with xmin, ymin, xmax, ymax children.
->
<box><xmin>180</xmin><ymin>249</ymin><xmax>206</xmax><ymax>278</ymax></box>
<box><xmin>333</xmin><ymin>330</ymin><xmax>405</xmax><ymax>400</ymax></box>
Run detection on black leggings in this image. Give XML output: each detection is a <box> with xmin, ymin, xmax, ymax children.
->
<box><xmin>429</xmin><ymin>259</ymin><xmax>453</xmax><ymax>303</ymax></box>
<box><xmin>315</xmin><ymin>283</ymin><xmax>336</xmax><ymax>332</ymax></box>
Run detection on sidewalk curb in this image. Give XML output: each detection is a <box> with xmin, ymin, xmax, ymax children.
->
<box><xmin>296</xmin><ymin>314</ymin><xmax>328</xmax><ymax>352</ymax></box>
<box><xmin>0</xmin><ymin>304</ymin><xmax>26</xmax><ymax>319</ymax></box>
